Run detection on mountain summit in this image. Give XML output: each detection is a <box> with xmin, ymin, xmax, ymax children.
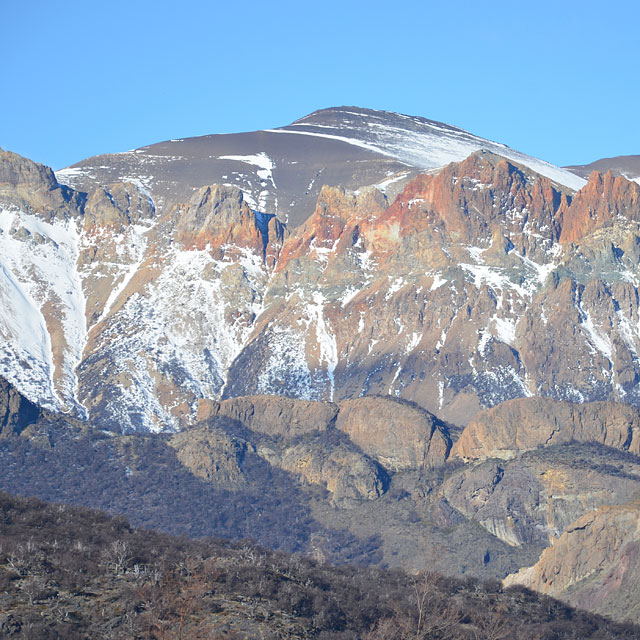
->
<box><xmin>55</xmin><ymin>106</ymin><xmax>585</xmax><ymax>227</ymax></box>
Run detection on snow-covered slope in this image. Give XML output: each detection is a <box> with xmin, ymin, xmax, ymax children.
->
<box><xmin>0</xmin><ymin>206</ymin><xmax>86</xmax><ymax>413</ymax></box>
<box><xmin>278</xmin><ymin>107</ymin><xmax>586</xmax><ymax>191</ymax></box>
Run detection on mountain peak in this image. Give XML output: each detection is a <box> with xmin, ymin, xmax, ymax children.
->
<box><xmin>277</xmin><ymin>106</ymin><xmax>586</xmax><ymax>191</ymax></box>
<box><xmin>291</xmin><ymin>105</ymin><xmax>464</xmax><ymax>134</ymax></box>
<box><xmin>0</xmin><ymin>148</ymin><xmax>59</xmax><ymax>191</ymax></box>
<box><xmin>56</xmin><ymin>105</ymin><xmax>585</xmax><ymax>229</ymax></box>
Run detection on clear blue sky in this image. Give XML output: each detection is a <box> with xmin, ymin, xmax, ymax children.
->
<box><xmin>3</xmin><ymin>1</ymin><xmax>639</xmax><ymax>170</ymax></box>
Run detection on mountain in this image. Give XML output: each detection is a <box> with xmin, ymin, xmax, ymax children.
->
<box><xmin>1</xmin><ymin>107</ymin><xmax>640</xmax><ymax>432</ymax></box>
<box><xmin>55</xmin><ymin>106</ymin><xmax>585</xmax><ymax>228</ymax></box>
<box><xmin>4</xmin><ymin>106</ymin><xmax>640</xmax><ymax>627</ymax></box>
<box><xmin>566</xmin><ymin>155</ymin><xmax>640</xmax><ymax>184</ymax></box>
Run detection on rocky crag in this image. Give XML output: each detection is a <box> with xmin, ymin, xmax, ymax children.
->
<box><xmin>505</xmin><ymin>501</ymin><xmax>640</xmax><ymax>623</ymax></box>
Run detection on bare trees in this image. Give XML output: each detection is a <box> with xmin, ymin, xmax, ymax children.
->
<box><xmin>366</xmin><ymin>572</ymin><xmax>463</xmax><ymax>640</ymax></box>
<box><xmin>103</xmin><ymin>539</ymin><xmax>131</xmax><ymax>575</ymax></box>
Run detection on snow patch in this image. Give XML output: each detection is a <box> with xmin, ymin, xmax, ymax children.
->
<box><xmin>307</xmin><ymin>292</ymin><xmax>338</xmax><ymax>401</ymax></box>
<box><xmin>256</xmin><ymin>324</ymin><xmax>313</xmax><ymax>400</ymax></box>
<box><xmin>0</xmin><ymin>208</ymin><xmax>87</xmax><ymax>412</ymax></box>
<box><xmin>492</xmin><ymin>316</ymin><xmax>517</xmax><ymax>346</ymax></box>
<box><xmin>430</xmin><ymin>274</ymin><xmax>447</xmax><ymax>290</ymax></box>
<box><xmin>96</xmin><ymin>224</ymin><xmax>149</xmax><ymax>323</ymax></box>
<box><xmin>577</xmin><ymin>303</ymin><xmax>613</xmax><ymax>362</ymax></box>
<box><xmin>376</xmin><ymin>171</ymin><xmax>411</xmax><ymax>192</ymax></box>
<box><xmin>460</xmin><ymin>263</ymin><xmax>529</xmax><ymax>298</ymax></box>
<box><xmin>275</xmin><ymin>111</ymin><xmax>585</xmax><ymax>190</ymax></box>
<box><xmin>218</xmin><ymin>153</ymin><xmax>276</xmax><ymax>211</ymax></box>
<box><xmin>385</xmin><ymin>277</ymin><xmax>406</xmax><ymax>300</ymax></box>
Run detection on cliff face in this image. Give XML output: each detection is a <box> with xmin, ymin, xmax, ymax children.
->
<box><xmin>335</xmin><ymin>397</ymin><xmax>450</xmax><ymax>471</ymax></box>
<box><xmin>0</xmin><ymin>376</ymin><xmax>44</xmax><ymax>437</ymax></box>
<box><xmin>83</xmin><ymin>181</ymin><xmax>156</xmax><ymax>230</ymax></box>
<box><xmin>504</xmin><ymin>501</ymin><xmax>640</xmax><ymax>622</ymax></box>
<box><xmin>174</xmin><ymin>394</ymin><xmax>446</xmax><ymax>502</ymax></box>
<box><xmin>559</xmin><ymin>171</ymin><xmax>640</xmax><ymax>243</ymax></box>
<box><xmin>0</xmin><ymin>148</ymin><xmax>83</xmax><ymax>222</ymax></box>
<box><xmin>443</xmin><ymin>443</ymin><xmax>640</xmax><ymax>548</ymax></box>
<box><xmin>370</xmin><ymin>152</ymin><xmax>566</xmax><ymax>251</ymax></box>
<box><xmin>215</xmin><ymin>395</ymin><xmax>338</xmax><ymax>438</ymax></box>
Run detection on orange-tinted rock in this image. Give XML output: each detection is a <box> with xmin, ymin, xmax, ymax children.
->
<box><xmin>452</xmin><ymin>397</ymin><xmax>640</xmax><ymax>461</ymax></box>
<box><xmin>217</xmin><ymin>394</ymin><xmax>338</xmax><ymax>438</ymax></box>
<box><xmin>559</xmin><ymin>171</ymin><xmax>640</xmax><ymax>243</ymax></box>
<box><xmin>504</xmin><ymin>501</ymin><xmax>640</xmax><ymax>622</ymax></box>
<box><xmin>276</xmin><ymin>185</ymin><xmax>386</xmax><ymax>272</ymax></box>
<box><xmin>373</xmin><ymin>151</ymin><xmax>568</xmax><ymax>248</ymax></box>
<box><xmin>335</xmin><ymin>396</ymin><xmax>450</xmax><ymax>471</ymax></box>
<box><xmin>174</xmin><ymin>185</ymin><xmax>264</xmax><ymax>257</ymax></box>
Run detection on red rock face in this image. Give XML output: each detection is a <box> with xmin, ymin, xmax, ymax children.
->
<box><xmin>174</xmin><ymin>185</ymin><xmax>264</xmax><ymax>257</ymax></box>
<box><xmin>277</xmin><ymin>151</ymin><xmax>570</xmax><ymax>277</ymax></box>
<box><xmin>275</xmin><ymin>185</ymin><xmax>385</xmax><ymax>272</ymax></box>
<box><xmin>559</xmin><ymin>171</ymin><xmax>640</xmax><ymax>243</ymax></box>
<box><xmin>371</xmin><ymin>152</ymin><xmax>568</xmax><ymax>250</ymax></box>
<box><xmin>225</xmin><ymin>153</ymin><xmax>640</xmax><ymax>426</ymax></box>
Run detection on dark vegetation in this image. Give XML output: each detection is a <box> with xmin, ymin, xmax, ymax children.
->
<box><xmin>0</xmin><ymin>418</ymin><xmax>381</xmax><ymax>565</ymax></box>
<box><xmin>528</xmin><ymin>440</ymin><xmax>640</xmax><ymax>481</ymax></box>
<box><xmin>0</xmin><ymin>492</ymin><xmax>638</xmax><ymax>639</ymax></box>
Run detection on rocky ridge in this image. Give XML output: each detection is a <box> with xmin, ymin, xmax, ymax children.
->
<box><xmin>4</xmin><ymin>374</ymin><xmax>640</xmax><ymax>621</ymax></box>
<box><xmin>0</xmin><ymin>376</ymin><xmax>524</xmax><ymax>576</ymax></box>
<box><xmin>452</xmin><ymin>397</ymin><xmax>640</xmax><ymax>461</ymax></box>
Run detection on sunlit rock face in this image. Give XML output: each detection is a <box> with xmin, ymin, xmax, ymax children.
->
<box><xmin>451</xmin><ymin>397</ymin><xmax>640</xmax><ymax>461</ymax></box>
<box><xmin>504</xmin><ymin>501</ymin><xmax>640</xmax><ymax>623</ymax></box>
<box><xmin>226</xmin><ymin>151</ymin><xmax>640</xmax><ymax>427</ymax></box>
<box><xmin>0</xmin><ymin>148</ymin><xmax>273</xmax><ymax>431</ymax></box>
